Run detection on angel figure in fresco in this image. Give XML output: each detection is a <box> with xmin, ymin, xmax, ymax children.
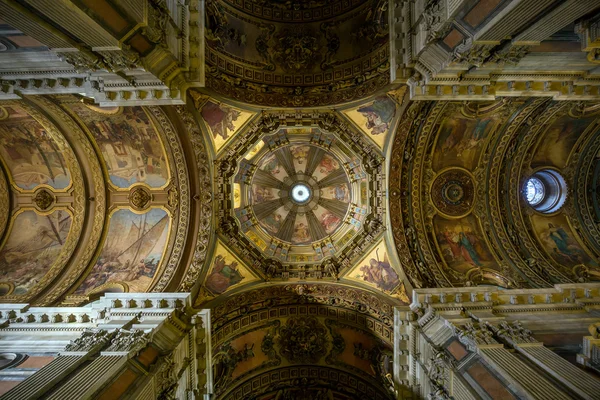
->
<box><xmin>205</xmin><ymin>255</ymin><xmax>244</xmax><ymax>294</ymax></box>
<box><xmin>332</xmin><ymin>184</ymin><xmax>349</xmax><ymax>202</ymax></box>
<box><xmin>439</xmin><ymin>119</ymin><xmax>467</xmax><ymax>154</ymax></box>
<box><xmin>292</xmin><ymin>222</ymin><xmax>310</xmax><ymax>243</ymax></box>
<box><xmin>261</xmin><ymin>213</ymin><xmax>283</xmax><ymax>233</ymax></box>
<box><xmin>546</xmin><ymin>223</ymin><xmax>587</xmax><ymax>264</ymax></box>
<box><xmin>200</xmin><ymin>101</ymin><xmax>241</xmax><ymax>141</ymax></box>
<box><xmin>439</xmin><ymin>228</ymin><xmax>484</xmax><ymax>268</ymax></box>
<box><xmin>357</xmin><ymin>96</ymin><xmax>396</xmax><ymax>136</ymax></box>
<box><xmin>455</xmin><ymin>118</ymin><xmax>492</xmax><ymax>156</ymax></box>
<box><xmin>261</xmin><ymin>153</ymin><xmax>280</xmax><ymax>176</ymax></box>
<box><xmin>320</xmin><ymin>211</ymin><xmax>341</xmax><ymax>234</ymax></box>
<box><xmin>359</xmin><ymin>251</ymin><xmax>399</xmax><ymax>292</ymax></box>
<box><xmin>319</xmin><ymin>155</ymin><xmax>339</xmax><ymax>175</ymax></box>
<box><xmin>290</xmin><ymin>145</ymin><xmax>310</xmax><ymax>165</ymax></box>
<box><xmin>253</xmin><ymin>186</ymin><xmax>274</xmax><ymax>202</ymax></box>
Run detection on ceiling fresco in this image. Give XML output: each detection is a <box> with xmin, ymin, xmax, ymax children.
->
<box><xmin>0</xmin><ymin>96</ymin><xmax>211</xmax><ymax>304</ymax></box>
<box><xmin>190</xmin><ymin>92</ymin><xmax>413</xmax><ymax>310</ymax></box>
<box><xmin>204</xmin><ymin>0</ymin><xmax>389</xmax><ymax>107</ymax></box>
<box><xmin>389</xmin><ymin>99</ymin><xmax>600</xmax><ymax>289</ymax></box>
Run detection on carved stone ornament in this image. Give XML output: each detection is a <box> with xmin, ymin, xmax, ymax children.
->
<box><xmin>64</xmin><ymin>329</ymin><xmax>110</xmax><ymax>352</ymax></box>
<box><xmin>33</xmin><ymin>188</ymin><xmax>56</xmax><ymax>211</ymax></box>
<box><xmin>430</xmin><ymin>168</ymin><xmax>475</xmax><ymax>217</ymax></box>
<box><xmin>129</xmin><ymin>186</ymin><xmax>152</xmax><ymax>210</ymax></box>
<box><xmin>105</xmin><ymin>329</ymin><xmax>151</xmax><ymax>353</ymax></box>
<box><xmin>278</xmin><ymin>316</ymin><xmax>328</xmax><ymax>364</ymax></box>
<box><xmin>457</xmin><ymin>322</ymin><xmax>497</xmax><ymax>346</ymax></box>
<box><xmin>495</xmin><ymin>320</ymin><xmax>537</xmax><ymax>344</ymax></box>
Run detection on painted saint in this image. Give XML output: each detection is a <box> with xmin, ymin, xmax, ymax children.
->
<box><xmin>319</xmin><ymin>211</ymin><xmax>341</xmax><ymax>234</ymax></box>
<box><xmin>201</xmin><ymin>101</ymin><xmax>241</xmax><ymax>141</ymax></box>
<box><xmin>546</xmin><ymin>223</ymin><xmax>590</xmax><ymax>264</ymax></box>
<box><xmin>319</xmin><ymin>154</ymin><xmax>339</xmax><ymax>175</ymax></box>
<box><xmin>331</xmin><ymin>184</ymin><xmax>350</xmax><ymax>202</ymax></box>
<box><xmin>292</xmin><ymin>222</ymin><xmax>311</xmax><ymax>244</ymax></box>
<box><xmin>261</xmin><ymin>212</ymin><xmax>283</xmax><ymax>233</ymax></box>
<box><xmin>439</xmin><ymin>228</ymin><xmax>485</xmax><ymax>268</ymax></box>
<box><xmin>253</xmin><ymin>186</ymin><xmax>275</xmax><ymax>203</ymax></box>
<box><xmin>290</xmin><ymin>145</ymin><xmax>310</xmax><ymax>166</ymax></box>
<box><xmin>260</xmin><ymin>153</ymin><xmax>280</xmax><ymax>175</ymax></box>
<box><xmin>205</xmin><ymin>255</ymin><xmax>244</xmax><ymax>294</ymax></box>
<box><xmin>356</xmin><ymin>96</ymin><xmax>396</xmax><ymax>136</ymax></box>
<box><xmin>358</xmin><ymin>252</ymin><xmax>399</xmax><ymax>292</ymax></box>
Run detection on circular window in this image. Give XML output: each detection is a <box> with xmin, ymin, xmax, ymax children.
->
<box><xmin>523</xmin><ymin>170</ymin><xmax>567</xmax><ymax>213</ymax></box>
<box><xmin>290</xmin><ymin>183</ymin><xmax>312</xmax><ymax>205</ymax></box>
<box><xmin>525</xmin><ymin>177</ymin><xmax>545</xmax><ymax>206</ymax></box>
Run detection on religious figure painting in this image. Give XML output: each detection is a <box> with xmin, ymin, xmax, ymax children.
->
<box><xmin>204</xmin><ymin>242</ymin><xmax>257</xmax><ymax>295</ymax></box>
<box><xmin>259</xmin><ymin>208</ymin><xmax>286</xmax><ymax>234</ymax></box>
<box><xmin>433</xmin><ymin>116</ymin><xmax>497</xmax><ymax>170</ymax></box>
<box><xmin>343</xmin><ymin>96</ymin><xmax>397</xmax><ymax>149</ymax></box>
<box><xmin>531</xmin><ymin>214</ymin><xmax>596</xmax><ymax>267</ymax></box>
<box><xmin>318</xmin><ymin>154</ymin><xmax>340</xmax><ymax>176</ymax></box>
<box><xmin>434</xmin><ymin>215</ymin><xmax>494</xmax><ymax>273</ymax></box>
<box><xmin>348</xmin><ymin>241</ymin><xmax>402</xmax><ymax>294</ymax></box>
<box><xmin>67</xmin><ymin>104</ymin><xmax>169</xmax><ymax>188</ymax></box>
<box><xmin>533</xmin><ymin>115</ymin><xmax>595</xmax><ymax>168</ymax></box>
<box><xmin>290</xmin><ymin>145</ymin><xmax>310</xmax><ymax>171</ymax></box>
<box><xmin>252</xmin><ymin>185</ymin><xmax>277</xmax><ymax>203</ymax></box>
<box><xmin>76</xmin><ymin>208</ymin><xmax>169</xmax><ymax>294</ymax></box>
<box><xmin>0</xmin><ymin>105</ymin><xmax>71</xmax><ymax>190</ymax></box>
<box><xmin>199</xmin><ymin>100</ymin><xmax>253</xmax><ymax>152</ymax></box>
<box><xmin>322</xmin><ymin>184</ymin><xmax>350</xmax><ymax>203</ymax></box>
<box><xmin>0</xmin><ymin>210</ymin><xmax>71</xmax><ymax>294</ymax></box>
<box><xmin>291</xmin><ymin>214</ymin><xmax>311</xmax><ymax>244</ymax></box>
<box><xmin>314</xmin><ymin>206</ymin><xmax>342</xmax><ymax>234</ymax></box>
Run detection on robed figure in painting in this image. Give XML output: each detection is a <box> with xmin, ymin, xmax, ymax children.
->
<box><xmin>206</xmin><ymin>255</ymin><xmax>244</xmax><ymax>294</ymax></box>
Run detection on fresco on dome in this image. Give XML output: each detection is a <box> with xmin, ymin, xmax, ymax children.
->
<box><xmin>258</xmin><ymin>152</ymin><xmax>287</xmax><ymax>181</ymax></box>
<box><xmin>67</xmin><ymin>104</ymin><xmax>169</xmax><ymax>188</ymax></box>
<box><xmin>433</xmin><ymin>115</ymin><xmax>498</xmax><ymax>171</ymax></box>
<box><xmin>199</xmin><ymin>100</ymin><xmax>253</xmax><ymax>153</ymax></box>
<box><xmin>433</xmin><ymin>215</ymin><xmax>495</xmax><ymax>273</ymax></box>
<box><xmin>532</xmin><ymin>115</ymin><xmax>596</xmax><ymax>169</ymax></box>
<box><xmin>322</xmin><ymin>183</ymin><xmax>350</xmax><ymax>202</ymax></box>
<box><xmin>347</xmin><ymin>241</ymin><xmax>404</xmax><ymax>295</ymax></box>
<box><xmin>291</xmin><ymin>214</ymin><xmax>311</xmax><ymax>244</ymax></box>
<box><xmin>315</xmin><ymin>153</ymin><xmax>341</xmax><ymax>179</ymax></box>
<box><xmin>0</xmin><ymin>210</ymin><xmax>71</xmax><ymax>294</ymax></box>
<box><xmin>314</xmin><ymin>205</ymin><xmax>342</xmax><ymax>235</ymax></box>
<box><xmin>531</xmin><ymin>213</ymin><xmax>597</xmax><ymax>267</ymax></box>
<box><xmin>258</xmin><ymin>206</ymin><xmax>289</xmax><ymax>235</ymax></box>
<box><xmin>204</xmin><ymin>241</ymin><xmax>258</xmax><ymax>295</ymax></box>
<box><xmin>252</xmin><ymin>184</ymin><xmax>278</xmax><ymax>203</ymax></box>
<box><xmin>343</xmin><ymin>95</ymin><xmax>397</xmax><ymax>149</ymax></box>
<box><xmin>289</xmin><ymin>144</ymin><xmax>310</xmax><ymax>172</ymax></box>
<box><xmin>77</xmin><ymin>208</ymin><xmax>169</xmax><ymax>294</ymax></box>
<box><xmin>0</xmin><ymin>105</ymin><xmax>71</xmax><ymax>190</ymax></box>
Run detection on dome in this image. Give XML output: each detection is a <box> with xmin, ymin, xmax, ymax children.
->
<box><xmin>231</xmin><ymin>126</ymin><xmax>370</xmax><ymax>265</ymax></box>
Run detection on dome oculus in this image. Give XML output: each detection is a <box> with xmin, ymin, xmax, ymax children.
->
<box><xmin>291</xmin><ymin>183</ymin><xmax>312</xmax><ymax>204</ymax></box>
<box><xmin>523</xmin><ymin>170</ymin><xmax>567</xmax><ymax>213</ymax></box>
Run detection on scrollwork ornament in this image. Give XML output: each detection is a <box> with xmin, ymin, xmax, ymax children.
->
<box><xmin>175</xmin><ymin>106</ymin><xmax>212</xmax><ymax>292</ymax></box>
<box><xmin>129</xmin><ymin>186</ymin><xmax>152</xmax><ymax>211</ymax></box>
<box><xmin>105</xmin><ymin>329</ymin><xmax>151</xmax><ymax>353</ymax></box>
<box><xmin>63</xmin><ymin>329</ymin><xmax>110</xmax><ymax>352</ymax></box>
<box><xmin>33</xmin><ymin>188</ymin><xmax>55</xmax><ymax>211</ymax></box>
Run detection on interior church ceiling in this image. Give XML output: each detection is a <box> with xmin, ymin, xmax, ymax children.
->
<box><xmin>1</xmin><ymin>0</ymin><xmax>600</xmax><ymax>398</ymax></box>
